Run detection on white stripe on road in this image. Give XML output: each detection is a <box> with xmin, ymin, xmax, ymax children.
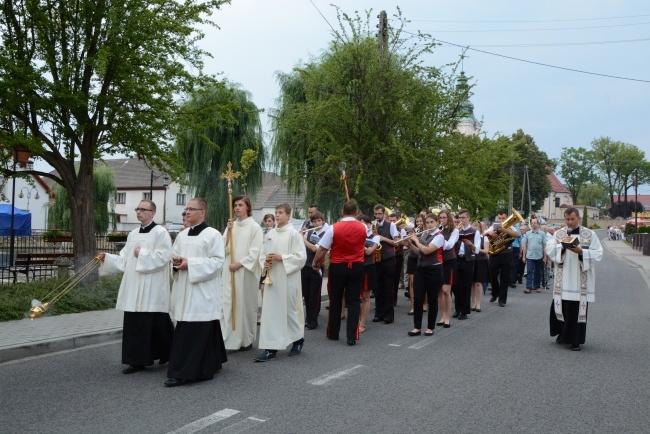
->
<box><xmin>218</xmin><ymin>417</ymin><xmax>266</xmax><ymax>433</ymax></box>
<box><xmin>389</xmin><ymin>336</ymin><xmax>414</xmax><ymax>347</ymax></box>
<box><xmin>408</xmin><ymin>337</ymin><xmax>435</xmax><ymax>349</ymax></box>
<box><xmin>307</xmin><ymin>364</ymin><xmax>365</xmax><ymax>386</ymax></box>
<box><xmin>168</xmin><ymin>409</ymin><xmax>240</xmax><ymax>434</ymax></box>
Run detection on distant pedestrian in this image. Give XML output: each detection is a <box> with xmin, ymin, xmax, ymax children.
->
<box><xmin>521</xmin><ymin>218</ymin><xmax>547</xmax><ymax>294</ymax></box>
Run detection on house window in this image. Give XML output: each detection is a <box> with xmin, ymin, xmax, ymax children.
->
<box><xmin>116</xmin><ymin>192</ymin><xmax>126</xmax><ymax>204</ymax></box>
<box><xmin>143</xmin><ymin>192</ymin><xmax>152</xmax><ymax>200</ymax></box>
<box><xmin>555</xmin><ymin>197</ymin><xmax>560</xmax><ymax>207</ymax></box>
<box><xmin>176</xmin><ymin>194</ymin><xmax>186</xmax><ymax>206</ymax></box>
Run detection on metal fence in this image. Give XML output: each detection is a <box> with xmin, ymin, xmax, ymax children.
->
<box><xmin>0</xmin><ymin>231</ymin><xmax>124</xmax><ymax>284</ymax></box>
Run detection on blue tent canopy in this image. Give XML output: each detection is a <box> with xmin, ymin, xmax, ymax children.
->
<box><xmin>0</xmin><ymin>204</ymin><xmax>32</xmax><ymax>235</ymax></box>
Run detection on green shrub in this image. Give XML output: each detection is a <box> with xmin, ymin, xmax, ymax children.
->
<box><xmin>0</xmin><ymin>274</ymin><xmax>122</xmax><ymax>322</ymax></box>
<box><xmin>638</xmin><ymin>226</ymin><xmax>650</xmax><ymax>234</ymax></box>
<box><xmin>590</xmin><ymin>223</ymin><xmax>601</xmax><ymax>229</ymax></box>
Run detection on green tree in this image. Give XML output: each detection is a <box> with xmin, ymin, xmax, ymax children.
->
<box><xmin>582</xmin><ymin>205</ymin><xmax>588</xmax><ymax>227</ymax></box>
<box><xmin>175</xmin><ymin>82</ymin><xmax>266</xmax><ymax>230</ymax></box>
<box><xmin>591</xmin><ymin>136</ymin><xmax>622</xmax><ymax>208</ymax></box>
<box><xmin>0</xmin><ymin>0</ymin><xmax>228</xmax><ymax>278</ymax></box>
<box><xmin>510</xmin><ymin>130</ymin><xmax>553</xmax><ymax>217</ymax></box>
<box><xmin>559</xmin><ymin>147</ymin><xmax>597</xmax><ymax>204</ymax></box>
<box><xmin>271</xmin><ymin>8</ymin><xmax>468</xmax><ymax>219</ymax></box>
<box><xmin>577</xmin><ymin>183</ymin><xmax>609</xmax><ymax>209</ymax></box>
<box><xmin>48</xmin><ymin>165</ymin><xmax>116</xmax><ymax>234</ymax></box>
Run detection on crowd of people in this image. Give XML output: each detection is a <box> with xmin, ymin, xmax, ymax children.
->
<box><xmin>98</xmin><ymin>196</ymin><xmax>602</xmax><ymax>388</ymax></box>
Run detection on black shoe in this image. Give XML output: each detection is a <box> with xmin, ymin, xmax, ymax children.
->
<box><xmin>408</xmin><ymin>330</ymin><xmax>421</xmax><ymax>336</ymax></box>
<box><xmin>458</xmin><ymin>313</ymin><xmax>467</xmax><ymax>320</ymax></box>
<box><xmin>164</xmin><ymin>377</ymin><xmax>191</xmax><ymax>387</ymax></box>
<box><xmin>254</xmin><ymin>350</ymin><xmax>277</xmax><ymax>362</ymax></box>
<box><xmin>240</xmin><ymin>344</ymin><xmax>253</xmax><ymax>351</ymax></box>
<box><xmin>384</xmin><ymin>318</ymin><xmax>394</xmax><ymax>324</ymax></box>
<box><xmin>518</xmin><ymin>280</ymin><xmax>523</xmax><ymax>284</ymax></box>
<box><xmin>436</xmin><ymin>321</ymin><xmax>445</xmax><ymax>326</ymax></box>
<box><xmin>372</xmin><ymin>316</ymin><xmax>383</xmax><ymax>323</ymax></box>
<box><xmin>443</xmin><ymin>323</ymin><xmax>450</xmax><ymax>328</ymax></box>
<box><xmin>556</xmin><ymin>335</ymin><xmax>562</xmax><ymax>343</ymax></box>
<box><xmin>404</xmin><ymin>291</ymin><xmax>410</xmax><ymax>298</ymax></box>
<box><xmin>407</xmin><ymin>310</ymin><xmax>414</xmax><ymax>316</ymax></box>
<box><xmin>471</xmin><ymin>308</ymin><xmax>477</xmax><ymax>311</ymax></box>
<box><xmin>122</xmin><ymin>365</ymin><xmax>145</xmax><ymax>374</ymax></box>
<box><xmin>306</xmin><ymin>324</ymin><xmax>318</xmax><ymax>330</ymax></box>
<box><xmin>498</xmin><ymin>302</ymin><xmax>505</xmax><ymax>307</ymax></box>
<box><xmin>289</xmin><ymin>339</ymin><xmax>304</xmax><ymax>356</ymax></box>
<box><xmin>571</xmin><ymin>344</ymin><xmax>581</xmax><ymax>351</ymax></box>
<box><xmin>475</xmin><ymin>308</ymin><xmax>481</xmax><ymax>312</ymax></box>
<box><xmin>424</xmin><ymin>330</ymin><xmax>434</xmax><ymax>336</ymax></box>
<box><xmin>509</xmin><ymin>284</ymin><xmax>517</xmax><ymax>288</ymax></box>
<box><xmin>452</xmin><ymin>311</ymin><xmax>460</xmax><ymax>318</ymax></box>
<box><xmin>347</xmin><ymin>339</ymin><xmax>356</xmax><ymax>346</ymax></box>
<box><xmin>490</xmin><ymin>296</ymin><xmax>497</xmax><ymax>303</ymax></box>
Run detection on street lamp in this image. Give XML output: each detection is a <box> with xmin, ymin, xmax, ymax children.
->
<box><xmin>9</xmin><ymin>150</ymin><xmax>33</xmax><ymax>266</ymax></box>
<box><xmin>18</xmin><ymin>187</ymin><xmax>40</xmax><ymax>211</ymax></box>
<box><xmin>149</xmin><ymin>170</ymin><xmax>170</xmax><ymax>198</ymax></box>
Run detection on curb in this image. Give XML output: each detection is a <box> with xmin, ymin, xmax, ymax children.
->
<box><xmin>0</xmin><ymin>329</ymin><xmax>122</xmax><ymax>364</ymax></box>
<box><xmin>601</xmin><ymin>239</ymin><xmax>650</xmax><ymax>290</ymax></box>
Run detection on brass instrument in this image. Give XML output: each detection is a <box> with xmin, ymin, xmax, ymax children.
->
<box><xmin>429</xmin><ymin>207</ymin><xmax>441</xmax><ymax>217</ymax></box>
<box><xmin>394</xmin><ymin>213</ymin><xmax>411</xmax><ymax>227</ymax></box>
<box><xmin>488</xmin><ymin>209</ymin><xmax>524</xmax><ymax>255</ymax></box>
<box><xmin>29</xmin><ymin>256</ymin><xmax>102</xmax><ymax>320</ymax></box>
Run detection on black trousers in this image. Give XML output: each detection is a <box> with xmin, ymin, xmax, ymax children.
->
<box><xmin>452</xmin><ymin>257</ymin><xmax>474</xmax><ymax>315</ymax></box>
<box><xmin>375</xmin><ymin>257</ymin><xmax>396</xmax><ymax>321</ymax></box>
<box><xmin>301</xmin><ymin>266</ymin><xmax>323</xmax><ymax>328</ymax></box>
<box><xmin>167</xmin><ymin>320</ymin><xmax>227</xmax><ymax>381</ymax></box>
<box><xmin>413</xmin><ymin>265</ymin><xmax>442</xmax><ymax>330</ymax></box>
<box><xmin>490</xmin><ymin>251</ymin><xmax>513</xmax><ymax>304</ymax></box>
<box><xmin>122</xmin><ymin>311</ymin><xmax>174</xmax><ymax>366</ymax></box>
<box><xmin>327</xmin><ymin>262</ymin><xmax>363</xmax><ymax>342</ymax></box>
<box><xmin>549</xmin><ymin>300</ymin><xmax>588</xmax><ymax>345</ymax></box>
<box><xmin>393</xmin><ymin>254</ymin><xmax>404</xmax><ymax>306</ymax></box>
<box><xmin>510</xmin><ymin>247</ymin><xmax>521</xmax><ymax>284</ymax></box>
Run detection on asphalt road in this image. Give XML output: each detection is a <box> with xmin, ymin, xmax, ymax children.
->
<box><xmin>1</xmin><ymin>232</ymin><xmax>648</xmax><ymax>433</ymax></box>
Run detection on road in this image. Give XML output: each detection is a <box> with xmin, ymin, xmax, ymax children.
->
<box><xmin>1</xmin><ymin>232</ymin><xmax>649</xmax><ymax>433</ymax></box>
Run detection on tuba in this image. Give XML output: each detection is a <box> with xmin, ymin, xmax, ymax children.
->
<box><xmin>488</xmin><ymin>209</ymin><xmax>524</xmax><ymax>255</ymax></box>
<box><xmin>394</xmin><ymin>213</ymin><xmax>411</xmax><ymax>227</ymax></box>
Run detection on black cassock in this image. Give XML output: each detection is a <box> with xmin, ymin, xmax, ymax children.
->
<box><xmin>549</xmin><ymin>300</ymin><xmax>588</xmax><ymax>345</ymax></box>
<box><xmin>122</xmin><ymin>311</ymin><xmax>174</xmax><ymax>366</ymax></box>
<box><xmin>167</xmin><ymin>320</ymin><xmax>227</xmax><ymax>380</ymax></box>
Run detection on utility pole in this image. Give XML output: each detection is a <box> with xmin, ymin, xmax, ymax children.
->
<box><xmin>508</xmin><ymin>165</ymin><xmax>514</xmax><ymax>212</ymax></box>
<box><xmin>377</xmin><ymin>10</ymin><xmax>388</xmax><ymax>58</ymax></box>
<box><xmin>634</xmin><ymin>169</ymin><xmax>638</xmax><ymax>233</ymax></box>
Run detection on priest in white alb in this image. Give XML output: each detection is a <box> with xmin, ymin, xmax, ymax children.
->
<box><xmin>546</xmin><ymin>207</ymin><xmax>603</xmax><ymax>351</ymax></box>
<box><xmin>99</xmin><ymin>200</ymin><xmax>173</xmax><ymax>374</ymax></box>
<box><xmin>221</xmin><ymin>195</ymin><xmax>263</xmax><ymax>351</ymax></box>
<box><xmin>165</xmin><ymin>198</ymin><xmax>227</xmax><ymax>387</ymax></box>
<box><xmin>254</xmin><ymin>203</ymin><xmax>307</xmax><ymax>362</ymax></box>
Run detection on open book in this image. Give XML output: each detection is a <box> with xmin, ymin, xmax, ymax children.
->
<box><xmin>561</xmin><ymin>236</ymin><xmax>579</xmax><ymax>249</ymax></box>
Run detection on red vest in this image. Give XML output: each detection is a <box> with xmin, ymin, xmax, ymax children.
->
<box><xmin>330</xmin><ymin>220</ymin><xmax>367</xmax><ymax>265</ymax></box>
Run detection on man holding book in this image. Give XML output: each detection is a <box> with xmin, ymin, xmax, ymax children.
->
<box><xmin>546</xmin><ymin>207</ymin><xmax>603</xmax><ymax>351</ymax></box>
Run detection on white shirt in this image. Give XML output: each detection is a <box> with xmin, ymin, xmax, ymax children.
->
<box><xmin>317</xmin><ymin>217</ymin><xmax>365</xmax><ymax>250</ymax></box>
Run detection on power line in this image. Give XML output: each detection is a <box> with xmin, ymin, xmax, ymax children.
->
<box><xmin>436</xmin><ymin>37</ymin><xmax>650</xmax><ymax>48</ymax></box>
<box><xmin>410</xmin><ymin>20</ymin><xmax>650</xmax><ymax>33</ymax></box>
<box><xmin>402</xmin><ymin>31</ymin><xmax>650</xmax><ymax>83</ymax></box>
<box><xmin>410</xmin><ymin>13</ymin><xmax>650</xmax><ymax>24</ymax></box>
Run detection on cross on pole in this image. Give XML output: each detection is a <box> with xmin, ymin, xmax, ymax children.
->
<box><xmin>221</xmin><ymin>162</ymin><xmax>241</xmax><ymax>330</ymax></box>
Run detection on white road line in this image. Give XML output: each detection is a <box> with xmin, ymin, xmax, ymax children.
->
<box><xmin>408</xmin><ymin>337</ymin><xmax>435</xmax><ymax>349</ymax></box>
<box><xmin>307</xmin><ymin>364</ymin><xmax>365</xmax><ymax>386</ymax></box>
<box><xmin>388</xmin><ymin>336</ymin><xmax>413</xmax><ymax>347</ymax></box>
<box><xmin>218</xmin><ymin>417</ymin><xmax>266</xmax><ymax>434</ymax></box>
<box><xmin>167</xmin><ymin>409</ymin><xmax>240</xmax><ymax>434</ymax></box>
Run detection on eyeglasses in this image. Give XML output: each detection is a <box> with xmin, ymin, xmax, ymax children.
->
<box><xmin>184</xmin><ymin>207</ymin><xmax>205</xmax><ymax>212</ymax></box>
<box><xmin>134</xmin><ymin>208</ymin><xmax>153</xmax><ymax>212</ymax></box>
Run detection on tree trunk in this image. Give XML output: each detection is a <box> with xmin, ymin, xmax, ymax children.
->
<box><xmin>68</xmin><ymin>163</ymin><xmax>98</xmax><ymax>284</ymax></box>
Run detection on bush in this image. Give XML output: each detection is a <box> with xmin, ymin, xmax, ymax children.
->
<box><xmin>638</xmin><ymin>226</ymin><xmax>650</xmax><ymax>234</ymax></box>
<box><xmin>590</xmin><ymin>223</ymin><xmax>601</xmax><ymax>229</ymax></box>
<box><xmin>0</xmin><ymin>274</ymin><xmax>122</xmax><ymax>322</ymax></box>
<box><xmin>624</xmin><ymin>223</ymin><xmax>636</xmax><ymax>236</ymax></box>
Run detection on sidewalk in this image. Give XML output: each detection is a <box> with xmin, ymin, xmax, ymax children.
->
<box><xmin>0</xmin><ymin>278</ymin><xmax>332</xmax><ymax>363</ymax></box>
<box><xmin>601</xmin><ymin>238</ymin><xmax>650</xmax><ymax>287</ymax></box>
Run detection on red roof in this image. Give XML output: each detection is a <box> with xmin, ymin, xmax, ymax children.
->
<box><xmin>547</xmin><ymin>172</ymin><xmax>570</xmax><ymax>194</ymax></box>
<box><xmin>615</xmin><ymin>194</ymin><xmax>650</xmax><ymax>206</ymax></box>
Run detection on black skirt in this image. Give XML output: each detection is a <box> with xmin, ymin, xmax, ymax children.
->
<box><xmin>167</xmin><ymin>320</ymin><xmax>228</xmax><ymax>381</ymax></box>
<box><xmin>406</xmin><ymin>256</ymin><xmax>418</xmax><ymax>275</ymax></box>
<box><xmin>549</xmin><ymin>300</ymin><xmax>587</xmax><ymax>345</ymax></box>
<box><xmin>122</xmin><ymin>311</ymin><xmax>174</xmax><ymax>366</ymax></box>
<box><xmin>473</xmin><ymin>259</ymin><xmax>490</xmax><ymax>283</ymax></box>
<box><xmin>442</xmin><ymin>258</ymin><xmax>457</xmax><ymax>285</ymax></box>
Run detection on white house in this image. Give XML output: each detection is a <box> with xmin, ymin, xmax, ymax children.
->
<box><xmin>540</xmin><ymin>172</ymin><xmax>573</xmax><ymax>220</ymax></box>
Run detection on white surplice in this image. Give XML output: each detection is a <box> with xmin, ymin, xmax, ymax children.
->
<box><xmin>221</xmin><ymin>217</ymin><xmax>263</xmax><ymax>349</ymax></box>
<box><xmin>258</xmin><ymin>224</ymin><xmax>306</xmax><ymax>350</ymax></box>
<box><xmin>170</xmin><ymin>226</ymin><xmax>225</xmax><ymax>322</ymax></box>
<box><xmin>100</xmin><ymin>225</ymin><xmax>172</xmax><ymax>312</ymax></box>
<box><xmin>545</xmin><ymin>226</ymin><xmax>603</xmax><ymax>302</ymax></box>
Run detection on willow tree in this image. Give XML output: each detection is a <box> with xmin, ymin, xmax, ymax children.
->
<box><xmin>175</xmin><ymin>82</ymin><xmax>266</xmax><ymax>230</ymax></box>
<box><xmin>48</xmin><ymin>165</ymin><xmax>116</xmax><ymax>234</ymax></box>
<box><xmin>0</xmin><ymin>0</ymin><xmax>229</xmax><ymax>279</ymax></box>
<box><xmin>270</xmin><ymin>8</ymin><xmax>469</xmax><ymax>218</ymax></box>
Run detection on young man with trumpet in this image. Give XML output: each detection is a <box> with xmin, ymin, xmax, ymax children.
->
<box><xmin>255</xmin><ymin>203</ymin><xmax>307</xmax><ymax>361</ymax></box>
<box><xmin>372</xmin><ymin>204</ymin><xmax>400</xmax><ymax>324</ymax></box>
<box><xmin>486</xmin><ymin>209</ymin><xmax>521</xmax><ymax>307</ymax></box>
<box><xmin>99</xmin><ymin>200</ymin><xmax>174</xmax><ymax>375</ymax></box>
<box><xmin>301</xmin><ymin>211</ymin><xmax>327</xmax><ymax>330</ymax></box>
<box><xmin>221</xmin><ymin>195</ymin><xmax>263</xmax><ymax>352</ymax></box>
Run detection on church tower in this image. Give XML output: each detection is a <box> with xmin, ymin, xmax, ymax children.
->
<box><xmin>455</xmin><ymin>71</ymin><xmax>482</xmax><ymax>136</ymax></box>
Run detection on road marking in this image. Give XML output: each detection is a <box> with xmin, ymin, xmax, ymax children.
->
<box><xmin>307</xmin><ymin>364</ymin><xmax>365</xmax><ymax>386</ymax></box>
<box><xmin>218</xmin><ymin>417</ymin><xmax>266</xmax><ymax>433</ymax></box>
<box><xmin>389</xmin><ymin>336</ymin><xmax>414</xmax><ymax>347</ymax></box>
<box><xmin>168</xmin><ymin>409</ymin><xmax>240</xmax><ymax>434</ymax></box>
<box><xmin>0</xmin><ymin>340</ymin><xmax>121</xmax><ymax>366</ymax></box>
<box><xmin>408</xmin><ymin>337</ymin><xmax>435</xmax><ymax>349</ymax></box>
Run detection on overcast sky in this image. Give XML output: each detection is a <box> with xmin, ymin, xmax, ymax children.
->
<box><xmin>198</xmin><ymin>0</ymin><xmax>650</xmax><ymax>193</ymax></box>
